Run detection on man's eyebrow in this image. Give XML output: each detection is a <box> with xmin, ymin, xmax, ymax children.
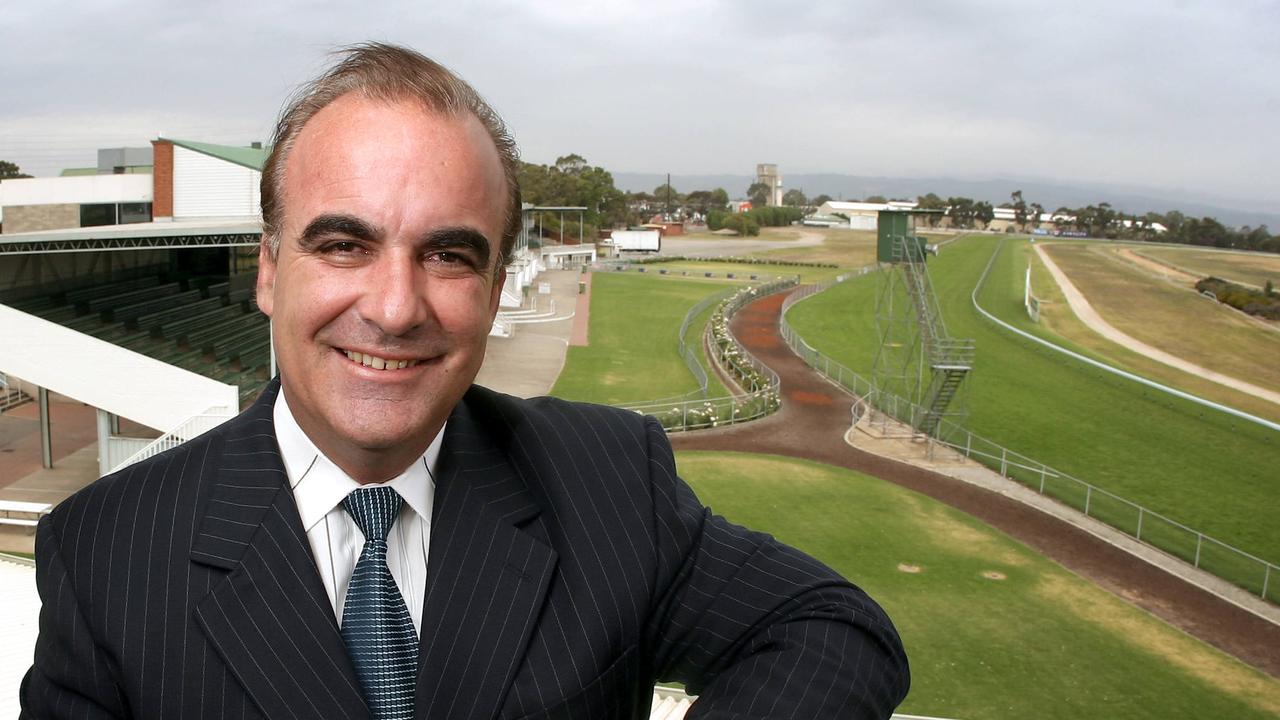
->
<box><xmin>423</xmin><ymin>227</ymin><xmax>492</xmax><ymax>268</ymax></box>
<box><xmin>298</xmin><ymin>214</ymin><xmax>380</xmax><ymax>249</ymax></box>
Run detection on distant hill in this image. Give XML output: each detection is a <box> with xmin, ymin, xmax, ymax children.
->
<box><xmin>612</xmin><ymin>172</ymin><xmax>1280</xmax><ymax>230</ymax></box>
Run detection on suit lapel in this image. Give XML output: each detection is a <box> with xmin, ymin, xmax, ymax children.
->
<box><xmin>416</xmin><ymin>392</ymin><xmax>558</xmax><ymax>720</ymax></box>
<box><xmin>190</xmin><ymin>380</ymin><xmax>372</xmax><ymax>720</ymax></box>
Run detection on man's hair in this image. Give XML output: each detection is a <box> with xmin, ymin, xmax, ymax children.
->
<box><xmin>259</xmin><ymin>42</ymin><xmax>521</xmax><ymax>269</ymax></box>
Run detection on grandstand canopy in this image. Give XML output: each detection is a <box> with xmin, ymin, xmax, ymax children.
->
<box><xmin>0</xmin><ymin>303</ymin><xmax>239</xmax><ymax>431</ymax></box>
<box><xmin>0</xmin><ymin>219</ymin><xmax>261</xmax><ymax>255</ymax></box>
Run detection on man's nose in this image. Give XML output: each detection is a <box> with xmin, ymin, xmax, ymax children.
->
<box><xmin>361</xmin><ymin>251</ymin><xmax>429</xmax><ymax>336</ymax></box>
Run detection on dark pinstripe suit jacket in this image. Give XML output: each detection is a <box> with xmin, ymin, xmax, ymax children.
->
<box><xmin>22</xmin><ymin>380</ymin><xmax>908</xmax><ymax>719</ymax></box>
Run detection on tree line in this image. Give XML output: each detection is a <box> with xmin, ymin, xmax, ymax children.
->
<box><xmin>5</xmin><ymin>156</ymin><xmax>1276</xmax><ymax>252</ymax></box>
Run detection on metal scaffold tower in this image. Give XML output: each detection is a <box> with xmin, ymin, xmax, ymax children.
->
<box><xmin>871</xmin><ymin>210</ymin><xmax>975</xmax><ymax>439</ymax></box>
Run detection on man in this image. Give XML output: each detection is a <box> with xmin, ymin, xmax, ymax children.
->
<box><xmin>22</xmin><ymin>44</ymin><xmax>908</xmax><ymax>719</ymax></box>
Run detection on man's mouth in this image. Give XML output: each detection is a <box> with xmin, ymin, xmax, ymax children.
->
<box><xmin>341</xmin><ymin>349</ymin><xmax>422</xmax><ymax>370</ymax></box>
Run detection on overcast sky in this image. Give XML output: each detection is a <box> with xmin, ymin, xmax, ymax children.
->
<box><xmin>2</xmin><ymin>0</ymin><xmax>1276</xmax><ymax>210</ymax></box>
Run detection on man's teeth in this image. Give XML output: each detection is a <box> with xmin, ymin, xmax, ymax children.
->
<box><xmin>343</xmin><ymin>350</ymin><xmax>417</xmax><ymax>370</ymax></box>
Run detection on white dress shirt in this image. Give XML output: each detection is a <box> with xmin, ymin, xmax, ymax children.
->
<box><xmin>273</xmin><ymin>389</ymin><xmax>439</xmax><ymax>636</ymax></box>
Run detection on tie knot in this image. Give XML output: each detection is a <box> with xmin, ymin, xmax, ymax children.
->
<box><xmin>343</xmin><ymin>486</ymin><xmax>403</xmax><ymax>542</ymax></box>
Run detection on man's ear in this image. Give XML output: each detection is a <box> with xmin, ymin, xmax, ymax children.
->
<box><xmin>256</xmin><ymin>237</ymin><xmax>277</xmax><ymax>317</ymax></box>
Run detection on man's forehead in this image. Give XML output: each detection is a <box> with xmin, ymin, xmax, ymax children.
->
<box><xmin>281</xmin><ymin>95</ymin><xmax>506</xmax><ymax>219</ymax></box>
<box><xmin>293</xmin><ymin>94</ymin><xmax>491</xmax><ymax>158</ymax></box>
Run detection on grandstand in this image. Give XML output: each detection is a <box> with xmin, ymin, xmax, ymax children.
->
<box><xmin>2</xmin><ymin>263</ymin><xmax>269</xmax><ymax>407</ymax></box>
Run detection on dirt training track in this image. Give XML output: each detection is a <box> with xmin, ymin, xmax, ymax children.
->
<box><xmin>669</xmin><ymin>290</ymin><xmax>1280</xmax><ymax>678</ymax></box>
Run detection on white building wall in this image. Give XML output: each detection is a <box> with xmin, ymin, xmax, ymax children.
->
<box><xmin>0</xmin><ymin>175</ymin><xmax>152</xmax><ymax>221</ymax></box>
<box><xmin>172</xmin><ymin>146</ymin><xmax>261</xmax><ymax>219</ymax></box>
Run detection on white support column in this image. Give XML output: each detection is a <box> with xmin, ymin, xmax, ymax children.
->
<box><xmin>97</xmin><ymin>408</ymin><xmax>112</xmax><ymax>478</ymax></box>
<box><xmin>38</xmin><ymin>386</ymin><xmax>52</xmax><ymax>468</ymax></box>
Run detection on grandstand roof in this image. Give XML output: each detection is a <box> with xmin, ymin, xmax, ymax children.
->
<box><xmin>0</xmin><ymin>303</ymin><xmax>239</xmax><ymax>431</ymax></box>
<box><xmin>161</xmin><ymin>138</ymin><xmax>269</xmax><ymax>172</ymax></box>
<box><xmin>0</xmin><ymin>218</ymin><xmax>261</xmax><ymax>255</ymax></box>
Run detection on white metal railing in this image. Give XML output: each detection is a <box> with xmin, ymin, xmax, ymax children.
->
<box><xmin>0</xmin><ymin>373</ymin><xmax>33</xmax><ymax>412</ymax></box>
<box><xmin>104</xmin><ymin>436</ymin><xmax>155</xmax><ymax>470</ymax></box>
<box><xmin>111</xmin><ymin>408</ymin><xmax>235</xmax><ymax>473</ymax></box>
<box><xmin>780</xmin><ymin>272</ymin><xmax>1280</xmax><ymax>604</ymax></box>
<box><xmin>619</xmin><ymin>278</ymin><xmax>796</xmax><ymax>431</ymax></box>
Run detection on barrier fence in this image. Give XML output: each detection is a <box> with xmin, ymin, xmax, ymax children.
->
<box><xmin>780</xmin><ymin>271</ymin><xmax>1280</xmax><ymax>604</ymax></box>
<box><xmin>620</xmin><ymin>278</ymin><xmax>796</xmax><ymax>431</ymax></box>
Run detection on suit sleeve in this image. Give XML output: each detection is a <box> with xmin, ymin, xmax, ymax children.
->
<box><xmin>641</xmin><ymin>417</ymin><xmax>910</xmax><ymax>719</ymax></box>
<box><xmin>21</xmin><ymin>515</ymin><xmax>127</xmax><ymax>719</ymax></box>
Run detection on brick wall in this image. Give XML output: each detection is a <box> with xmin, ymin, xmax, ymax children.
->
<box><xmin>2</xmin><ymin>204</ymin><xmax>80</xmax><ymax>233</ymax></box>
<box><xmin>152</xmin><ymin>140</ymin><xmax>173</xmax><ymax>219</ymax></box>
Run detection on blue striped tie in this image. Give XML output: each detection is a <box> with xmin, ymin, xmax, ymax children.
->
<box><xmin>341</xmin><ymin>486</ymin><xmax>418</xmax><ymax>720</ymax></box>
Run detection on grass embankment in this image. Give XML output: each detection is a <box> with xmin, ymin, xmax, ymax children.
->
<box><xmin>551</xmin><ymin>272</ymin><xmax>729</xmax><ymax>404</ymax></box>
<box><xmin>757</xmin><ymin>228</ymin><xmax>880</xmax><ymax>267</ymax></box>
<box><xmin>1137</xmin><ymin>246</ymin><xmax>1280</xmax><ymax>289</ymax></box>
<box><xmin>1034</xmin><ymin>243</ymin><xmax>1280</xmax><ymax>420</ymax></box>
<box><xmin>785</xmin><ymin>234</ymin><xmax>1280</xmax><ymax>575</ymax></box>
<box><xmin>677</xmin><ymin>452</ymin><xmax>1280</xmax><ymax>720</ymax></box>
<box><xmin>679</xmin><ymin>227</ymin><xmax>806</xmax><ymax>242</ymax></box>
<box><xmin>632</xmin><ymin>260</ymin><xmax>841</xmax><ymax>285</ymax></box>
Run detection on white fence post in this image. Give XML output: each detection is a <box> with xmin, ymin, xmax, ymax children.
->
<box><xmin>1136</xmin><ymin>507</ymin><xmax>1144</xmax><ymax>541</ymax></box>
<box><xmin>1084</xmin><ymin>486</ymin><xmax>1092</xmax><ymax>516</ymax></box>
<box><xmin>1194</xmin><ymin>533</ymin><xmax>1204</xmax><ymax>567</ymax></box>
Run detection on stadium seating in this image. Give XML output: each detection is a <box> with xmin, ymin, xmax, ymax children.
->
<box><xmin>12</xmin><ymin>271</ymin><xmax>271</xmax><ymax>408</ymax></box>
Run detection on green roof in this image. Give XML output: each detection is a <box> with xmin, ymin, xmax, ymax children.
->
<box><xmin>162</xmin><ymin>138</ymin><xmax>269</xmax><ymax>171</ymax></box>
<box><xmin>61</xmin><ymin>166</ymin><xmax>152</xmax><ymax>177</ymax></box>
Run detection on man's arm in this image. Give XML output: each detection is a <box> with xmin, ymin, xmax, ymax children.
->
<box><xmin>21</xmin><ymin>516</ymin><xmax>127</xmax><ymax>719</ymax></box>
<box><xmin>642</xmin><ymin>417</ymin><xmax>910</xmax><ymax>718</ymax></box>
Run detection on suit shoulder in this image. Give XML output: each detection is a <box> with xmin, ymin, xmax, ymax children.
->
<box><xmin>466</xmin><ymin>385</ymin><xmax>655</xmax><ymax>444</ymax></box>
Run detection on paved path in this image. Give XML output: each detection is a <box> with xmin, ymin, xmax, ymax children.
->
<box><xmin>671</xmin><ymin>290</ymin><xmax>1280</xmax><ymax>678</ymax></box>
<box><xmin>1035</xmin><ymin>244</ymin><xmax>1280</xmax><ymax>406</ymax></box>
<box><xmin>475</xmin><ymin>269</ymin><xmax>583</xmax><ymax>398</ymax></box>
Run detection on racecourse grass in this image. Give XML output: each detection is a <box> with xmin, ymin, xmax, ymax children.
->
<box><xmin>676</xmin><ymin>452</ymin><xmax>1280</xmax><ymax>720</ymax></box>
<box><xmin>1023</xmin><ymin>243</ymin><xmax>1280</xmax><ymax>422</ymax></box>
<box><xmin>756</xmin><ymin>228</ymin><xmax>881</xmax><ymax>268</ymax></box>
<box><xmin>785</xmin><ymin>234</ymin><xmax>1280</xmax><ymax>571</ymax></box>
<box><xmin>551</xmin><ymin>272</ymin><xmax>729</xmax><ymax>404</ymax></box>
<box><xmin>628</xmin><ymin>259</ymin><xmax>840</xmax><ymax>285</ymax></box>
<box><xmin>1042</xmin><ymin>242</ymin><xmax>1280</xmax><ymax>395</ymax></box>
<box><xmin>676</xmin><ymin>227</ymin><xmax>807</xmax><ymax>242</ymax></box>
<box><xmin>1137</xmin><ymin>245</ymin><xmax>1280</xmax><ymax>289</ymax></box>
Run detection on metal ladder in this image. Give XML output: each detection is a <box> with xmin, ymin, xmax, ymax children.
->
<box><xmin>893</xmin><ymin>237</ymin><xmax>974</xmax><ymax>437</ymax></box>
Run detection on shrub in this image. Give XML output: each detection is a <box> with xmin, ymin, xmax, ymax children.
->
<box><xmin>1194</xmin><ymin>276</ymin><xmax>1280</xmax><ymax>319</ymax></box>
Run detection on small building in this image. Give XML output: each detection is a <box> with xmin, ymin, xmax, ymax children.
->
<box><xmin>0</xmin><ymin>174</ymin><xmax>153</xmax><ymax>234</ymax></box>
<box><xmin>151</xmin><ymin>138</ymin><xmax>268</xmax><ymax>222</ymax></box>
<box><xmin>815</xmin><ymin>200</ymin><xmax>919</xmax><ymax>230</ymax></box>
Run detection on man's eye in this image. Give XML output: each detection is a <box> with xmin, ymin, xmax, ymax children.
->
<box><xmin>430</xmin><ymin>251</ymin><xmax>474</xmax><ymax>267</ymax></box>
<box><xmin>326</xmin><ymin>241</ymin><xmax>362</xmax><ymax>254</ymax></box>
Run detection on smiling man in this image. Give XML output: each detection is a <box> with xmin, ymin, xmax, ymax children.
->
<box><xmin>259</xmin><ymin>92</ymin><xmax>509</xmax><ymax>485</ymax></box>
<box><xmin>23</xmin><ymin>44</ymin><xmax>908</xmax><ymax>720</ymax></box>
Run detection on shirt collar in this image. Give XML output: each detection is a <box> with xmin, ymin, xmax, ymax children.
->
<box><xmin>273</xmin><ymin>387</ymin><xmax>441</xmax><ymax>532</ymax></box>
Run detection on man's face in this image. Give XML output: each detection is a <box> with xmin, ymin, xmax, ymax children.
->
<box><xmin>256</xmin><ymin>94</ymin><xmax>508</xmax><ymax>481</ymax></box>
